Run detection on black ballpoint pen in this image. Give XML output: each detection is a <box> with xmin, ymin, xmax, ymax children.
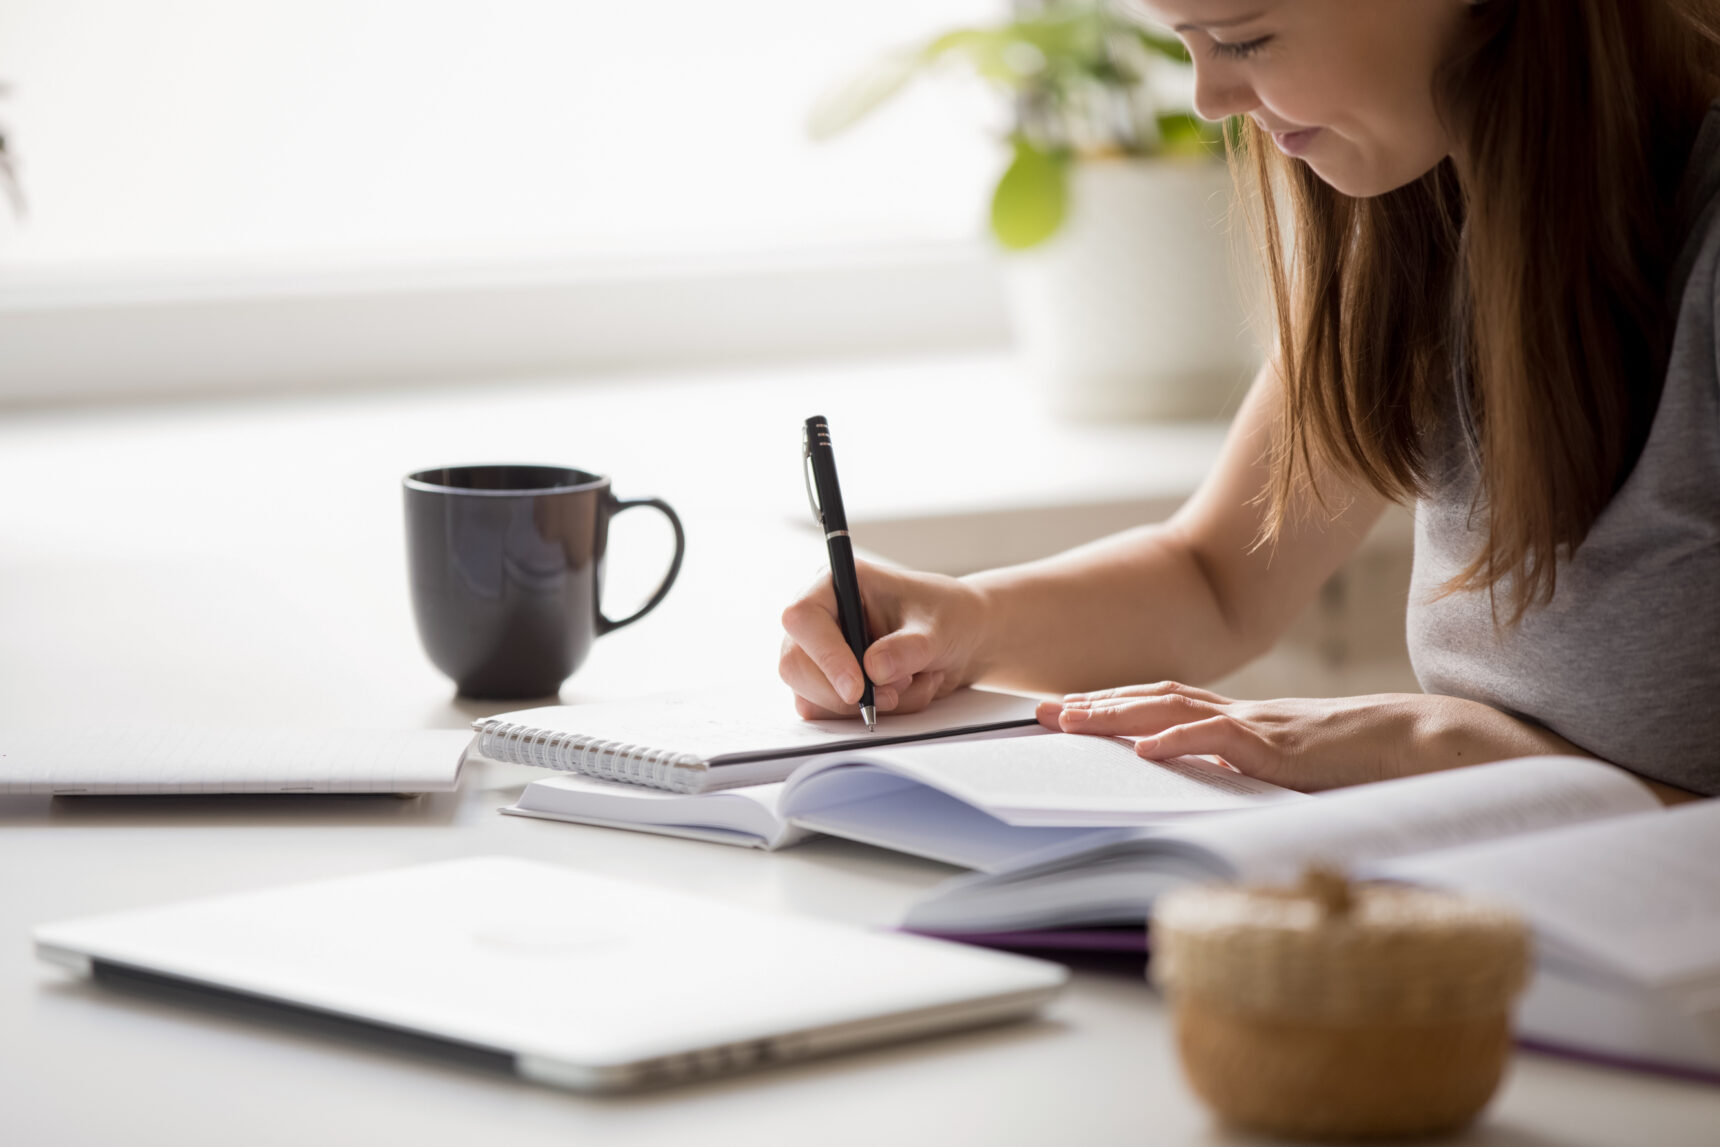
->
<box><xmin>802</xmin><ymin>415</ymin><xmax>876</xmax><ymax>730</ymax></box>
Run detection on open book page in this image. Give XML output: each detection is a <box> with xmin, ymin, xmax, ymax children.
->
<box><xmin>502</xmin><ymin>774</ymin><xmax>808</xmax><ymax>850</ymax></box>
<box><xmin>474</xmin><ymin>687</ymin><xmax>1040</xmax><ymax>766</ymax></box>
<box><xmin>1164</xmin><ymin>755</ymin><xmax>1659</xmax><ymax>884</ymax></box>
<box><xmin>1378</xmin><ymin>799</ymin><xmax>1720</xmax><ymax>993</ymax></box>
<box><xmin>902</xmin><ymin>756</ymin><xmax>1660</xmax><ymax>935</ymax></box>
<box><xmin>0</xmin><ymin>727</ymin><xmax>471</xmax><ymax>794</ymax></box>
<box><xmin>786</xmin><ymin>767</ymin><xmax>1128</xmax><ymax>872</ymax></box>
<box><xmin>783</xmin><ymin>732</ymin><xmax>1302</xmax><ymax>828</ymax></box>
<box><xmin>495</xmin><ymin>726</ymin><xmax>1289</xmax><ymax>870</ymax></box>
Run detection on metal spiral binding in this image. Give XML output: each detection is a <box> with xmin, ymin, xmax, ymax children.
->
<box><xmin>475</xmin><ymin>721</ymin><xmax>704</xmax><ymax>792</ymax></box>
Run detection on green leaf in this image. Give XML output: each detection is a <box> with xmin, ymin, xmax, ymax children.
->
<box><xmin>809</xmin><ymin>6</ymin><xmax>1205</xmax><ymax>148</ymax></box>
<box><xmin>806</xmin><ymin>50</ymin><xmax>924</xmax><ymax>140</ymax></box>
<box><xmin>924</xmin><ymin>12</ymin><xmax>1110</xmax><ymax>88</ymax></box>
<box><xmin>990</xmin><ymin>137</ymin><xmax>1069</xmax><ymax>249</ymax></box>
<box><xmin>922</xmin><ymin>26</ymin><xmax>1005</xmax><ymax>61</ymax></box>
<box><xmin>1130</xmin><ymin>27</ymin><xmax>1192</xmax><ymax>64</ymax></box>
<box><xmin>925</xmin><ymin>27</ymin><xmax>1046</xmax><ymax>86</ymax></box>
<box><xmin>1156</xmin><ymin>112</ymin><xmax>1225</xmax><ymax>157</ymax></box>
<box><xmin>1010</xmin><ymin>10</ymin><xmax>1107</xmax><ymax>64</ymax></box>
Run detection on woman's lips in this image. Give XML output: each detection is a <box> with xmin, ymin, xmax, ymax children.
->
<box><xmin>1272</xmin><ymin>127</ymin><xmax>1321</xmax><ymax>157</ymax></box>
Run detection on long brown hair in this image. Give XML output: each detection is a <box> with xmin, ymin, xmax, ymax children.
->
<box><xmin>1242</xmin><ymin>0</ymin><xmax>1720</xmax><ymax>622</ymax></box>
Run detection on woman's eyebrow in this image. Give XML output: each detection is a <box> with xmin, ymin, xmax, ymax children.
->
<box><xmin>1171</xmin><ymin>11</ymin><xmax>1266</xmax><ymax>33</ymax></box>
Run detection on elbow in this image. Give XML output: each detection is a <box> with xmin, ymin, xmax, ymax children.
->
<box><xmin>1175</xmin><ymin>530</ymin><xmax>1279</xmax><ymax>679</ymax></box>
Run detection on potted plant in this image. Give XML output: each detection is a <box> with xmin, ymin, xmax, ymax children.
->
<box><xmin>811</xmin><ymin>0</ymin><xmax>1261</xmax><ymax>420</ymax></box>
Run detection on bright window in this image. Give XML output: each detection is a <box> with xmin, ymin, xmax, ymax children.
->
<box><xmin>0</xmin><ymin>0</ymin><xmax>1003</xmax><ymax>272</ymax></box>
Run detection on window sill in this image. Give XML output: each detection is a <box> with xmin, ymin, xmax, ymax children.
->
<box><xmin>0</xmin><ymin>241</ymin><xmax>1010</xmax><ymax>407</ymax></box>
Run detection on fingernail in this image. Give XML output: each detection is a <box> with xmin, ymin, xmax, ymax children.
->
<box><xmin>1061</xmin><ymin>707</ymin><xmax>1089</xmax><ymax>724</ymax></box>
<box><xmin>870</xmin><ymin>655</ymin><xmax>894</xmax><ymax>682</ymax></box>
<box><xmin>1136</xmin><ymin>735</ymin><xmax>1160</xmax><ymax>755</ymax></box>
<box><xmin>838</xmin><ymin>674</ymin><xmax>861</xmax><ymax>704</ymax></box>
<box><xmin>876</xmin><ymin>687</ymin><xmax>897</xmax><ymax>710</ymax></box>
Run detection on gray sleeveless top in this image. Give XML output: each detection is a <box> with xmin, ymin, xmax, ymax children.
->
<box><xmin>1407</xmin><ymin>103</ymin><xmax>1720</xmax><ymax>796</ymax></box>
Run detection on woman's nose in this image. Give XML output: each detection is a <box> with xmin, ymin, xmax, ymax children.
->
<box><xmin>1191</xmin><ymin>61</ymin><xmax>1258</xmax><ymax>122</ymax></box>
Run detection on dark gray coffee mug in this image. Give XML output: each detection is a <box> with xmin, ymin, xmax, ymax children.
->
<box><xmin>404</xmin><ymin>464</ymin><xmax>685</xmax><ymax>699</ymax></box>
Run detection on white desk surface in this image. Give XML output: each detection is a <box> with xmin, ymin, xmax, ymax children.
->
<box><xmin>3</xmin><ymin>355</ymin><xmax>1717</xmax><ymax>1146</ymax></box>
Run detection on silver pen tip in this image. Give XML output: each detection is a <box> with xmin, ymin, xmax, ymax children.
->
<box><xmin>861</xmin><ymin>705</ymin><xmax>877</xmax><ymax>731</ymax></box>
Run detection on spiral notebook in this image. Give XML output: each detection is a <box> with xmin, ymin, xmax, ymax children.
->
<box><xmin>466</xmin><ymin>687</ymin><xmax>1042</xmax><ymax>794</ymax></box>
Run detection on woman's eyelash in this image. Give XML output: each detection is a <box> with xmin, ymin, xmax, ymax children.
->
<box><xmin>1209</xmin><ymin>36</ymin><xmax>1271</xmax><ymax>61</ymax></box>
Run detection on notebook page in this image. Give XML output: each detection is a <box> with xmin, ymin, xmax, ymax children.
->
<box><xmin>786</xmin><ymin>732</ymin><xmax>1303</xmax><ymax>826</ymax></box>
<box><xmin>0</xmin><ymin>727</ymin><xmax>470</xmax><ymax>794</ymax></box>
<box><xmin>1378</xmin><ymin>799</ymin><xmax>1720</xmax><ymax>991</ymax></box>
<box><xmin>1163</xmin><ymin>755</ymin><xmax>1659</xmax><ymax>884</ymax></box>
<box><xmin>475</xmin><ymin>687</ymin><xmax>1039</xmax><ymax>764</ymax></box>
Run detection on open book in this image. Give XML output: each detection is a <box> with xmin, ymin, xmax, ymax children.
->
<box><xmin>501</xmin><ymin>727</ymin><xmax>1304</xmax><ymax>872</ymax></box>
<box><xmin>901</xmin><ymin>756</ymin><xmax>1720</xmax><ymax>1080</ymax></box>
<box><xmin>904</xmin><ymin>756</ymin><xmax>1656</xmax><ymax>931</ymax></box>
<box><xmin>1387</xmin><ymin>797</ymin><xmax>1720</xmax><ymax>1079</ymax></box>
<box><xmin>468</xmin><ymin>688</ymin><xmax>1043</xmax><ymax>793</ymax></box>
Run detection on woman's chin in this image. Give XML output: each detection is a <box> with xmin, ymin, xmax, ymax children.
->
<box><xmin>1297</xmin><ymin>145</ymin><xmax>1451</xmax><ymax>199</ymax></box>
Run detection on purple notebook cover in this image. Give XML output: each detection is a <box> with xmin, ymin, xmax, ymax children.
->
<box><xmin>1515</xmin><ymin>1038</ymin><xmax>1720</xmax><ymax>1087</ymax></box>
<box><xmin>906</xmin><ymin>926</ymin><xmax>1149</xmax><ymax>954</ymax></box>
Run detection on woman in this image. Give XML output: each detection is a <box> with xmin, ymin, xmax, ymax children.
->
<box><xmin>780</xmin><ymin>0</ymin><xmax>1720</xmax><ymax>800</ymax></box>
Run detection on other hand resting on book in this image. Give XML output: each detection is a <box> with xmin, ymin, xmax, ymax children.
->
<box><xmin>1035</xmin><ymin>684</ymin><xmax>1593</xmax><ymax>793</ymax></box>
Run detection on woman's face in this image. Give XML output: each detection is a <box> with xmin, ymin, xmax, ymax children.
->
<box><xmin>1140</xmin><ymin>0</ymin><xmax>1468</xmax><ymax>197</ymax></box>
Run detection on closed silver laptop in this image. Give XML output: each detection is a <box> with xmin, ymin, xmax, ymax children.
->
<box><xmin>34</xmin><ymin>855</ymin><xmax>1066</xmax><ymax>1091</ymax></box>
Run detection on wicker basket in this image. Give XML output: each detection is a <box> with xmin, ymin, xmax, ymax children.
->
<box><xmin>1153</xmin><ymin>868</ymin><xmax>1531</xmax><ymax>1139</ymax></box>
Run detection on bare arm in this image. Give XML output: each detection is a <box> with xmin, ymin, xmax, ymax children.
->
<box><xmin>966</xmin><ymin>364</ymin><xmax>1386</xmax><ymax>694</ymax></box>
<box><xmin>780</xmin><ymin>363</ymin><xmax>1386</xmax><ymax>715</ymax></box>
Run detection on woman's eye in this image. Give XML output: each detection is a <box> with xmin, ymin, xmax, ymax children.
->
<box><xmin>1209</xmin><ymin>36</ymin><xmax>1271</xmax><ymax>61</ymax></box>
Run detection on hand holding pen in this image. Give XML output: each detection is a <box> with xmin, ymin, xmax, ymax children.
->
<box><xmin>781</xmin><ymin>418</ymin><xmax>990</xmax><ymax>722</ymax></box>
<box><xmin>778</xmin><ymin>556</ymin><xmax>989</xmax><ymax>721</ymax></box>
<box><xmin>801</xmin><ymin>415</ymin><xmax>876</xmax><ymax>729</ymax></box>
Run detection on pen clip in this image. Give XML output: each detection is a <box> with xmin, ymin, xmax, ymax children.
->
<box><xmin>801</xmin><ymin>424</ymin><xmax>824</xmax><ymax>526</ymax></box>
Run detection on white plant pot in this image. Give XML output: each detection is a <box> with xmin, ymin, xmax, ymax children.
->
<box><xmin>1002</xmin><ymin>157</ymin><xmax>1264</xmax><ymax>421</ymax></box>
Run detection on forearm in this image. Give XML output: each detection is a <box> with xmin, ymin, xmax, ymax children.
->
<box><xmin>955</xmin><ymin>365</ymin><xmax>1383</xmax><ymax>698</ymax></box>
<box><xmin>1037</xmin><ymin>684</ymin><xmax>1703</xmax><ymax>799</ymax></box>
<box><xmin>1414</xmin><ymin>695</ymin><xmax>1704</xmax><ymax>806</ymax></box>
<box><xmin>1410</xmin><ymin>694</ymin><xmax>1587</xmax><ymax>771</ymax></box>
<box><xmin>961</xmin><ymin>520</ymin><xmax>1263</xmax><ymax>695</ymax></box>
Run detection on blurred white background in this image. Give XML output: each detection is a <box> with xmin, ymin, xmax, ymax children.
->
<box><xmin>0</xmin><ymin>0</ymin><xmax>1018</xmax><ymax>403</ymax></box>
<box><xmin>0</xmin><ymin>0</ymin><xmax>999</xmax><ymax>269</ymax></box>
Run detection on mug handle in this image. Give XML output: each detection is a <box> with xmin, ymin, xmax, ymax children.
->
<box><xmin>596</xmin><ymin>496</ymin><xmax>686</xmax><ymax>635</ymax></box>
